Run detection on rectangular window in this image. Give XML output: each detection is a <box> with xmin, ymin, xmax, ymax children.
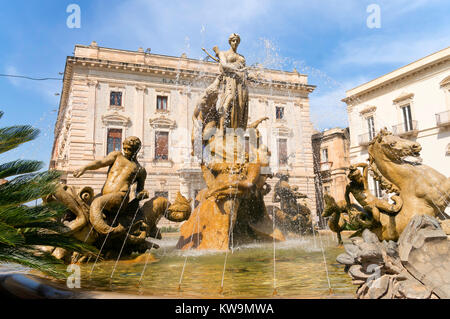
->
<box><xmin>110</xmin><ymin>91</ymin><xmax>122</xmax><ymax>106</ymax></box>
<box><xmin>321</xmin><ymin>148</ymin><xmax>329</xmax><ymax>163</ymax></box>
<box><xmin>155</xmin><ymin>191</ymin><xmax>168</xmax><ymax>198</ymax></box>
<box><xmin>367</xmin><ymin>116</ymin><xmax>376</xmax><ymax>140</ymax></box>
<box><xmin>155</xmin><ymin>131</ymin><xmax>169</xmax><ymax>160</ymax></box>
<box><xmin>278</xmin><ymin>138</ymin><xmax>288</xmax><ymax>166</ymax></box>
<box><xmin>276</xmin><ymin>106</ymin><xmax>284</xmax><ymax>120</ymax></box>
<box><xmin>157</xmin><ymin>96</ymin><xmax>168</xmax><ymax>111</ymax></box>
<box><xmin>402</xmin><ymin>105</ymin><xmax>413</xmax><ymax>131</ymax></box>
<box><xmin>107</xmin><ymin>128</ymin><xmax>122</xmax><ymax>154</ymax></box>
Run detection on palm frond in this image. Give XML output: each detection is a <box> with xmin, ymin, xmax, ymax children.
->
<box><xmin>0</xmin><ymin>222</ymin><xmax>24</xmax><ymax>246</ymax></box>
<box><xmin>16</xmin><ymin>221</ymin><xmax>70</xmax><ymax>233</ymax></box>
<box><xmin>0</xmin><ymin>171</ymin><xmax>60</xmax><ymax>207</ymax></box>
<box><xmin>0</xmin><ymin>160</ymin><xmax>43</xmax><ymax>179</ymax></box>
<box><xmin>22</xmin><ymin>232</ymin><xmax>98</xmax><ymax>255</ymax></box>
<box><xmin>0</xmin><ymin>202</ymin><xmax>66</xmax><ymax>227</ymax></box>
<box><xmin>0</xmin><ymin>125</ymin><xmax>40</xmax><ymax>154</ymax></box>
<box><xmin>0</xmin><ymin>247</ymin><xmax>66</xmax><ymax>279</ymax></box>
<box><xmin>0</xmin><ymin>111</ymin><xmax>4</xmax><ymax>119</ymax></box>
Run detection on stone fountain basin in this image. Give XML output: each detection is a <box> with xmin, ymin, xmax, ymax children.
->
<box><xmin>0</xmin><ymin>232</ymin><xmax>356</xmax><ymax>299</ymax></box>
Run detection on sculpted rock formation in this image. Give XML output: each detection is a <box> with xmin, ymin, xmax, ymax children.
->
<box><xmin>177</xmin><ymin>130</ymin><xmax>285</xmax><ymax>250</ymax></box>
<box><xmin>337</xmin><ymin>216</ymin><xmax>449</xmax><ymax>299</ymax></box>
<box><xmin>336</xmin><ymin>128</ymin><xmax>450</xmax><ymax>298</ymax></box>
<box><xmin>47</xmin><ymin>136</ymin><xmax>191</xmax><ymax>262</ymax></box>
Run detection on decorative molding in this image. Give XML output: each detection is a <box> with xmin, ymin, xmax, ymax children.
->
<box><xmin>359</xmin><ymin>105</ymin><xmax>377</xmax><ymax>116</ymax></box>
<box><xmin>149</xmin><ymin>116</ymin><xmax>177</xmax><ymax>129</ymax></box>
<box><xmin>440</xmin><ymin>75</ymin><xmax>450</xmax><ymax>88</ymax></box>
<box><xmin>101</xmin><ymin>112</ymin><xmax>131</xmax><ymax>127</ymax></box>
<box><xmin>393</xmin><ymin>92</ymin><xmax>414</xmax><ymax>104</ymax></box>
<box><xmin>274</xmin><ymin>124</ymin><xmax>291</xmax><ymax>137</ymax></box>
<box><xmin>87</xmin><ymin>80</ymin><xmax>99</xmax><ymax>88</ymax></box>
<box><xmin>155</xmin><ymin>88</ymin><xmax>171</xmax><ymax>94</ymax></box>
<box><xmin>106</xmin><ymin>82</ymin><xmax>126</xmax><ymax>89</ymax></box>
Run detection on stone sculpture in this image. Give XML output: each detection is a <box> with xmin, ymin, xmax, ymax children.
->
<box><xmin>215</xmin><ymin>33</ymin><xmax>249</xmax><ymax>131</ymax></box>
<box><xmin>177</xmin><ymin>34</ymin><xmax>285</xmax><ymax>250</ymax></box>
<box><xmin>270</xmin><ymin>174</ymin><xmax>313</xmax><ymax>235</ymax></box>
<box><xmin>337</xmin><ymin>128</ymin><xmax>450</xmax><ymax>299</ymax></box>
<box><xmin>367</xmin><ymin>129</ymin><xmax>450</xmax><ymax>241</ymax></box>
<box><xmin>322</xmin><ymin>193</ymin><xmax>375</xmax><ymax>245</ymax></box>
<box><xmin>47</xmin><ymin>136</ymin><xmax>191</xmax><ymax>262</ymax></box>
<box><xmin>337</xmin><ymin>216</ymin><xmax>450</xmax><ymax>299</ymax></box>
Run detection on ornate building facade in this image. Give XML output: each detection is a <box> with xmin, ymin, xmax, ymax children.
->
<box><xmin>343</xmin><ymin>47</ymin><xmax>450</xmax><ymax>205</ymax></box>
<box><xmin>312</xmin><ymin>127</ymin><xmax>350</xmax><ymax>219</ymax></box>
<box><xmin>50</xmin><ymin>42</ymin><xmax>318</xmax><ymax>224</ymax></box>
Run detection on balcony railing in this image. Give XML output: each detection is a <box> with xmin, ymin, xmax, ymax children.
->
<box><xmin>392</xmin><ymin>120</ymin><xmax>418</xmax><ymax>137</ymax></box>
<box><xmin>358</xmin><ymin>133</ymin><xmax>373</xmax><ymax>146</ymax></box>
<box><xmin>436</xmin><ymin>110</ymin><xmax>450</xmax><ymax>127</ymax></box>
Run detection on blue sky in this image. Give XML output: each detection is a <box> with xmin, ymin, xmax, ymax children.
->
<box><xmin>0</xmin><ymin>0</ymin><xmax>449</xmax><ymax>167</ymax></box>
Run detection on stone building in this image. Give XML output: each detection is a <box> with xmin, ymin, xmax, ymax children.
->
<box><xmin>343</xmin><ymin>47</ymin><xmax>450</xmax><ymax>203</ymax></box>
<box><xmin>50</xmin><ymin>42</ymin><xmax>318</xmax><ymax>225</ymax></box>
<box><xmin>312</xmin><ymin>127</ymin><xmax>350</xmax><ymax>218</ymax></box>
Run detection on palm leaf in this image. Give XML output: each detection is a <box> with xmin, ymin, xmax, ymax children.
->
<box><xmin>0</xmin><ymin>125</ymin><xmax>40</xmax><ymax>154</ymax></box>
<box><xmin>22</xmin><ymin>232</ymin><xmax>98</xmax><ymax>255</ymax></box>
<box><xmin>0</xmin><ymin>203</ymin><xmax>66</xmax><ymax>227</ymax></box>
<box><xmin>0</xmin><ymin>160</ymin><xmax>43</xmax><ymax>179</ymax></box>
<box><xmin>0</xmin><ymin>171</ymin><xmax>60</xmax><ymax>207</ymax></box>
<box><xmin>0</xmin><ymin>247</ymin><xmax>66</xmax><ymax>279</ymax></box>
<box><xmin>0</xmin><ymin>222</ymin><xmax>24</xmax><ymax>246</ymax></box>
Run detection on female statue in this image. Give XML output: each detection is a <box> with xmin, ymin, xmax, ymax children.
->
<box><xmin>216</xmin><ymin>33</ymin><xmax>249</xmax><ymax>131</ymax></box>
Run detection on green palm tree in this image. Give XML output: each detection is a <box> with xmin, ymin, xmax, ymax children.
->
<box><xmin>0</xmin><ymin>111</ymin><xmax>96</xmax><ymax>279</ymax></box>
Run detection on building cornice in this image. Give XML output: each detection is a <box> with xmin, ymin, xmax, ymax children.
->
<box><xmin>66</xmin><ymin>56</ymin><xmax>316</xmax><ymax>93</ymax></box>
<box><xmin>342</xmin><ymin>47</ymin><xmax>450</xmax><ymax>105</ymax></box>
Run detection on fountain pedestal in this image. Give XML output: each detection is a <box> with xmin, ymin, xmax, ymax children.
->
<box><xmin>176</xmin><ymin>134</ymin><xmax>285</xmax><ymax>251</ymax></box>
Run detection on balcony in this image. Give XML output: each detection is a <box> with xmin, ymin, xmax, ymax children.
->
<box><xmin>392</xmin><ymin>120</ymin><xmax>418</xmax><ymax>137</ymax></box>
<box><xmin>358</xmin><ymin>133</ymin><xmax>373</xmax><ymax>146</ymax></box>
<box><xmin>436</xmin><ymin>110</ymin><xmax>450</xmax><ymax>127</ymax></box>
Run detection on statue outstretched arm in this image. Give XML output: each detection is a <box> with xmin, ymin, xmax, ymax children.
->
<box><xmin>73</xmin><ymin>151</ymin><xmax>119</xmax><ymax>178</ymax></box>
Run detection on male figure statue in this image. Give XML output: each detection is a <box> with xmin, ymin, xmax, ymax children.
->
<box><xmin>73</xmin><ymin>136</ymin><xmax>148</xmax><ymax>236</ymax></box>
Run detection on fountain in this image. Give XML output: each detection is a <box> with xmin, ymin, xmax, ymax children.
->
<box><xmin>0</xmin><ymin>35</ymin><xmax>362</xmax><ymax>299</ymax></box>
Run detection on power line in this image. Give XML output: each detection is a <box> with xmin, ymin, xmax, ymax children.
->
<box><xmin>0</xmin><ymin>74</ymin><xmax>62</xmax><ymax>81</ymax></box>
